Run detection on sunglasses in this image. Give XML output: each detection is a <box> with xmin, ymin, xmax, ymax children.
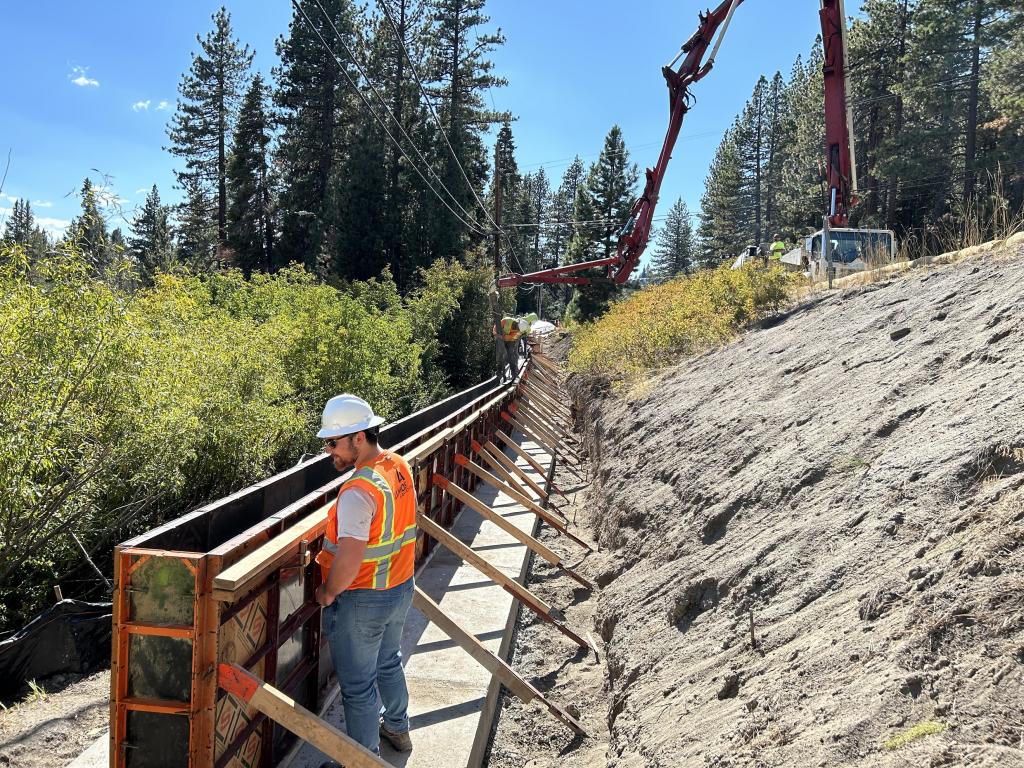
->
<box><xmin>323</xmin><ymin>436</ymin><xmax>349</xmax><ymax>449</ymax></box>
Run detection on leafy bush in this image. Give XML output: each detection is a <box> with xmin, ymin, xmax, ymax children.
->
<box><xmin>0</xmin><ymin>246</ymin><xmax>481</xmax><ymax>630</ymax></box>
<box><xmin>568</xmin><ymin>264</ymin><xmax>796</xmax><ymax>382</ymax></box>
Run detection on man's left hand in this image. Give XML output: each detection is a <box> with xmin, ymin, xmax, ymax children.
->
<box><xmin>315</xmin><ymin>585</ymin><xmax>336</xmax><ymax>607</ymax></box>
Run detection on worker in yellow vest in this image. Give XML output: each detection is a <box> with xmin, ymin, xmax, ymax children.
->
<box><xmin>493</xmin><ymin>315</ymin><xmax>527</xmax><ymax>380</ymax></box>
<box><xmin>769</xmin><ymin>234</ymin><xmax>787</xmax><ymax>263</ymax></box>
<box><xmin>315</xmin><ymin>394</ymin><xmax>416</xmax><ymax>756</ymax></box>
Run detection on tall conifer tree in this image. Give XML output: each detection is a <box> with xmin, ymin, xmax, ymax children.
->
<box><xmin>129</xmin><ymin>185</ymin><xmax>174</xmax><ymax>284</ymax></box>
<box><xmin>226</xmin><ymin>74</ymin><xmax>275</xmax><ymax>275</ymax></box>
<box><xmin>167</xmin><ymin>8</ymin><xmax>254</xmax><ymax>255</ymax></box>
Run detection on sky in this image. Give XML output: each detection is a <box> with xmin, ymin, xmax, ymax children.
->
<box><xmin>0</xmin><ymin>1</ymin><xmax>829</xmax><ymax>255</ymax></box>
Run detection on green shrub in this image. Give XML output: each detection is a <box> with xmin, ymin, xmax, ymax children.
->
<box><xmin>0</xmin><ymin>246</ymin><xmax>478</xmax><ymax>630</ymax></box>
<box><xmin>568</xmin><ymin>264</ymin><xmax>796</xmax><ymax>382</ymax></box>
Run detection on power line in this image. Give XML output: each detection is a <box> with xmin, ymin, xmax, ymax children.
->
<box><xmin>375</xmin><ymin>0</ymin><xmax>534</xmax><ymax>278</ymax></box>
<box><xmin>309</xmin><ymin>0</ymin><xmax>488</xmax><ymax>234</ymax></box>
<box><xmin>291</xmin><ymin>0</ymin><xmax>489</xmax><ymax>237</ymax></box>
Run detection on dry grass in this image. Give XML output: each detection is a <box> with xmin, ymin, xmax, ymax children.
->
<box><xmin>568</xmin><ymin>264</ymin><xmax>796</xmax><ymax>383</ymax></box>
<box><xmin>883</xmin><ymin>720</ymin><xmax>948</xmax><ymax>750</ymax></box>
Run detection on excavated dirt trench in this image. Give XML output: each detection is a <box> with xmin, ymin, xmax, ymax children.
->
<box><xmin>492</xmin><ymin>246</ymin><xmax>1024</xmax><ymax>767</ymax></box>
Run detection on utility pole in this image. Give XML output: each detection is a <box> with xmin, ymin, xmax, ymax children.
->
<box><xmin>491</xmin><ymin>142</ymin><xmax>505</xmax><ymax>380</ymax></box>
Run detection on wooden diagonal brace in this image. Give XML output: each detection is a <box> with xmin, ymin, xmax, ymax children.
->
<box><xmin>454</xmin><ymin>454</ymin><xmax>593</xmax><ymax>553</ymax></box>
<box><xmin>218</xmin><ymin>664</ymin><xmax>389</xmax><ymax>768</ymax></box>
<box><xmin>495</xmin><ymin>430</ymin><xmax>568</xmax><ymax>499</ymax></box>
<box><xmin>508</xmin><ymin>408</ymin><xmax>583</xmax><ymax>464</ymax></box>
<box><xmin>520</xmin><ymin>389</ymin><xmax>571</xmax><ymax>429</ymax></box>
<box><xmin>412</xmin><ymin>587</ymin><xmax>590</xmax><ymax>738</ymax></box>
<box><xmin>435</xmin><ymin>476</ymin><xmax>594</xmax><ymax>590</ymax></box>
<box><xmin>482</xmin><ymin>440</ymin><xmax>548</xmax><ymax>500</ymax></box>
<box><xmin>416</xmin><ymin>515</ymin><xmax>592</xmax><ymax>652</ymax></box>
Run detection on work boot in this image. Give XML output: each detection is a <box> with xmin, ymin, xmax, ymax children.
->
<box><xmin>379</xmin><ymin>722</ymin><xmax>413</xmax><ymax>752</ymax></box>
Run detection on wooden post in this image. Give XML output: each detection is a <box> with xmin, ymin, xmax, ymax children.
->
<box><xmin>218</xmin><ymin>664</ymin><xmax>390</xmax><ymax>768</ymax></box>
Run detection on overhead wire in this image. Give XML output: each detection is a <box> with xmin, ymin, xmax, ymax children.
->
<box><xmin>291</xmin><ymin>0</ymin><xmax>489</xmax><ymax>237</ymax></box>
<box><xmin>308</xmin><ymin>0</ymin><xmax>489</xmax><ymax>234</ymax></box>
<box><xmin>374</xmin><ymin>0</ymin><xmax>532</xmax><ymax>279</ymax></box>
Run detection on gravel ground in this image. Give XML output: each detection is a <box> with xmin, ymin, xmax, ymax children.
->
<box><xmin>484</xmin><ymin>451</ymin><xmax>611</xmax><ymax>768</ymax></box>
<box><xmin>0</xmin><ymin>670</ymin><xmax>108</xmax><ymax>768</ymax></box>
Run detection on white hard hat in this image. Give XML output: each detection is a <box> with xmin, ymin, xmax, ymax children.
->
<box><xmin>317</xmin><ymin>394</ymin><xmax>385</xmax><ymax>439</ymax></box>
<box><xmin>518</xmin><ymin>319</ymin><xmax>529</xmax><ymax>332</ymax></box>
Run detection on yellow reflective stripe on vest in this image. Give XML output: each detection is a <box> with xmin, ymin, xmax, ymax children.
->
<box><xmin>351</xmin><ymin>467</ymin><xmax>395</xmax><ymax>542</ymax></box>
<box><xmin>364</xmin><ymin>524</ymin><xmax>417</xmax><ymax>558</ymax></box>
<box><xmin>363</xmin><ymin>525</ymin><xmax>417</xmax><ymax>588</ymax></box>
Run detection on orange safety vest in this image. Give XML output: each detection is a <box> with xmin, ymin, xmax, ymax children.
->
<box><xmin>316</xmin><ymin>451</ymin><xmax>417</xmax><ymax>591</ymax></box>
<box><xmin>499</xmin><ymin>317</ymin><xmax>520</xmax><ymax>342</ymax></box>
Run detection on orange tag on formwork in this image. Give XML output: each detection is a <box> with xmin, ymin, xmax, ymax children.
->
<box><xmin>218</xmin><ymin>663</ymin><xmax>259</xmax><ymax>702</ymax></box>
<box><xmin>453</xmin><ymin>454</ymin><xmax>469</xmax><ymax>468</ymax></box>
<box><xmin>431</xmin><ymin>474</ymin><xmax>449</xmax><ymax>489</ymax></box>
<box><xmin>471</xmin><ymin>439</ymin><xmax>484</xmax><ymax>453</ymax></box>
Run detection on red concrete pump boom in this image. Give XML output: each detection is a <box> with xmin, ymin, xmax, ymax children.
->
<box><xmin>496</xmin><ymin>0</ymin><xmax>856</xmax><ymax>288</ymax></box>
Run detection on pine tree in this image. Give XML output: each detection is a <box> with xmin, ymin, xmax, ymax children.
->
<box><xmin>1</xmin><ymin>199</ymin><xmax>49</xmax><ymax>260</ymax></box>
<box><xmin>167</xmin><ymin>7</ymin><xmax>254</xmax><ymax>254</ymax></box>
<box><xmin>226</xmin><ymin>74</ymin><xmax>275</xmax><ymax>275</ymax></box>
<box><xmin>66</xmin><ymin>178</ymin><xmax>112</xmax><ymax>269</ymax></box>
<box><xmin>848</xmin><ymin>0</ymin><xmax>913</xmax><ymax>226</ymax></box>
<box><xmin>651</xmin><ymin>198</ymin><xmax>695</xmax><ymax>279</ymax></box>
<box><xmin>548</xmin><ymin>157</ymin><xmax>585</xmax><ymax>268</ymax></box>
<box><xmin>175</xmin><ymin>172</ymin><xmax>217</xmax><ymax>271</ymax></box>
<box><xmin>425</xmin><ymin>0</ymin><xmax>506</xmax><ymax>259</ymax></box>
<box><xmin>274</xmin><ymin>0</ymin><xmax>362</xmax><ymax>273</ymax></box>
<box><xmin>698</xmin><ymin>127</ymin><xmax>748</xmax><ymax>262</ymax></box>
<box><xmin>129</xmin><ymin>185</ymin><xmax>174</xmax><ymax>284</ymax></box>
<box><xmin>565</xmin><ymin>125</ymin><xmax>639</xmax><ymax>323</ymax></box>
<box><xmin>370</xmin><ymin>0</ymin><xmax>432</xmax><ymax>289</ymax></box>
<box><xmin>777</xmin><ymin>44</ymin><xmax>827</xmax><ymax>234</ymax></box>
<box><xmin>734</xmin><ymin>76</ymin><xmax>770</xmax><ymax>246</ymax></box>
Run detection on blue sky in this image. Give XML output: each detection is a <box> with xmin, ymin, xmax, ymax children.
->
<box><xmin>0</xmin><ymin>1</ymin><xmax>829</xmax><ymax>252</ymax></box>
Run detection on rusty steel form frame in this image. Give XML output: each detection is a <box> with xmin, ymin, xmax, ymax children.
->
<box><xmin>109</xmin><ymin>369</ymin><xmax>531</xmax><ymax>768</ymax></box>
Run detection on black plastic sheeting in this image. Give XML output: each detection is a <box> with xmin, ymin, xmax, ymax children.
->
<box><xmin>0</xmin><ymin>599</ymin><xmax>112</xmax><ymax>698</ymax></box>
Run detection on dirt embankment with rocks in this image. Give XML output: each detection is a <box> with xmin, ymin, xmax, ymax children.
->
<box><xmin>572</xmin><ymin>245</ymin><xmax>1024</xmax><ymax>766</ymax></box>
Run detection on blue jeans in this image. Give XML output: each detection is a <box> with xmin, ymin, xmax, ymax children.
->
<box><xmin>323</xmin><ymin>577</ymin><xmax>414</xmax><ymax>754</ymax></box>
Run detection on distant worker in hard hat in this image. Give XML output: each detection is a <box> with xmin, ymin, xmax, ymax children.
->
<box><xmin>770</xmin><ymin>234</ymin><xmax>787</xmax><ymax>263</ymax></box>
<box><xmin>314</xmin><ymin>394</ymin><xmax>416</xmax><ymax>757</ymax></box>
<box><xmin>493</xmin><ymin>315</ymin><xmax>526</xmax><ymax>380</ymax></box>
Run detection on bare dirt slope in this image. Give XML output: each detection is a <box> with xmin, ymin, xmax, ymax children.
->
<box><xmin>0</xmin><ymin>670</ymin><xmax>108</xmax><ymax>768</ymax></box>
<box><xmin>572</xmin><ymin>246</ymin><xmax>1024</xmax><ymax>767</ymax></box>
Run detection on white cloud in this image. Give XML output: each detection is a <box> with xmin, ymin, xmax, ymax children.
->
<box><xmin>135</xmin><ymin>188</ymin><xmax>149</xmax><ymax>195</ymax></box>
<box><xmin>132</xmin><ymin>100</ymin><xmax>151</xmax><ymax>112</ymax></box>
<box><xmin>94</xmin><ymin>185</ymin><xmax>129</xmax><ymax>208</ymax></box>
<box><xmin>36</xmin><ymin>217</ymin><xmax>72</xmax><ymax>237</ymax></box>
<box><xmin>69</xmin><ymin>66</ymin><xmax>99</xmax><ymax>88</ymax></box>
<box><xmin>156</xmin><ymin>100</ymin><xmax>170</xmax><ymax>111</ymax></box>
<box><xmin>33</xmin><ymin>200</ymin><xmax>53</xmax><ymax>208</ymax></box>
<box><xmin>0</xmin><ymin>193</ymin><xmax>17</xmax><ymax>204</ymax></box>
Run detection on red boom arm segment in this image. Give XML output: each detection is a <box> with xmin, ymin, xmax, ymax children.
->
<box><xmin>497</xmin><ymin>0</ymin><xmax>745</xmax><ymax>288</ymax></box>
<box><xmin>820</xmin><ymin>0</ymin><xmax>857</xmax><ymax>226</ymax></box>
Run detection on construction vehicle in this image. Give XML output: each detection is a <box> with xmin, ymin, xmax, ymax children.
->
<box><xmin>496</xmin><ymin>0</ymin><xmax>895</xmax><ymax>289</ymax></box>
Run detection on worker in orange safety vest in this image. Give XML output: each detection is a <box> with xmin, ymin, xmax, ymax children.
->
<box><xmin>314</xmin><ymin>393</ymin><xmax>416</xmax><ymax>758</ymax></box>
<box><xmin>493</xmin><ymin>315</ymin><xmax>528</xmax><ymax>380</ymax></box>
